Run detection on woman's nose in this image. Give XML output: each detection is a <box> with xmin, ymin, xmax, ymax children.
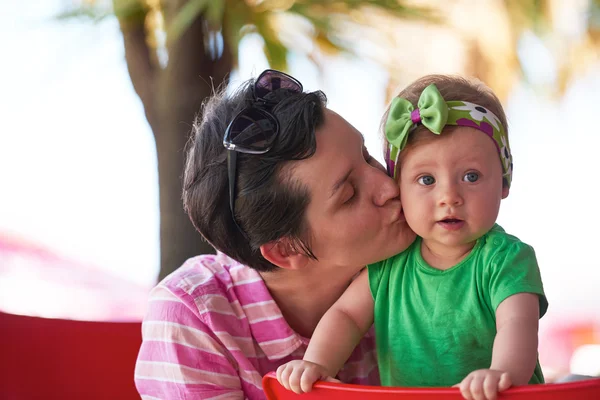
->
<box><xmin>372</xmin><ymin>170</ymin><xmax>400</xmax><ymax>207</ymax></box>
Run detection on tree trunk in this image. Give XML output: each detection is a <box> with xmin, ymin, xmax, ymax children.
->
<box><xmin>116</xmin><ymin>3</ymin><xmax>233</xmax><ymax>282</ymax></box>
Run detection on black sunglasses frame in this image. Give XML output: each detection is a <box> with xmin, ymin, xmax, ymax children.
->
<box><xmin>223</xmin><ymin>69</ymin><xmax>303</xmax><ymax>237</ymax></box>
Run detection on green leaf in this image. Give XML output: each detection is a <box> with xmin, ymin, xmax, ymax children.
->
<box><xmin>222</xmin><ymin>1</ymin><xmax>253</xmax><ymax>67</ymax></box>
<box><xmin>55</xmin><ymin>6</ymin><xmax>109</xmax><ymax>23</ymax></box>
<box><xmin>167</xmin><ymin>0</ymin><xmax>211</xmax><ymax>42</ymax></box>
<box><xmin>254</xmin><ymin>13</ymin><xmax>288</xmax><ymax>70</ymax></box>
<box><xmin>206</xmin><ymin>0</ymin><xmax>226</xmax><ymax>28</ymax></box>
<box><xmin>56</xmin><ymin>0</ymin><xmax>146</xmax><ymax>24</ymax></box>
<box><xmin>590</xmin><ymin>0</ymin><xmax>600</xmax><ymax>29</ymax></box>
<box><xmin>113</xmin><ymin>0</ymin><xmax>147</xmax><ymax>20</ymax></box>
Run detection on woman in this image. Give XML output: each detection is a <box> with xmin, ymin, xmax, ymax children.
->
<box><xmin>134</xmin><ymin>69</ymin><xmax>416</xmax><ymax>399</ymax></box>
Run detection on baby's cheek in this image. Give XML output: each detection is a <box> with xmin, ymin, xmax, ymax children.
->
<box><xmin>399</xmin><ymin>182</ymin><xmax>417</xmax><ymax>208</ymax></box>
<box><xmin>398</xmin><ymin>178</ymin><xmax>409</xmax><ymax>197</ymax></box>
<box><xmin>402</xmin><ymin>196</ymin><xmax>425</xmax><ymax>227</ymax></box>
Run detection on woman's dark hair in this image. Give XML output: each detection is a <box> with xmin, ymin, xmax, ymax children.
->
<box><xmin>183</xmin><ymin>78</ymin><xmax>327</xmax><ymax>272</ymax></box>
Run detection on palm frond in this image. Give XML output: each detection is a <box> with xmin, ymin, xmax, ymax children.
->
<box><xmin>55</xmin><ymin>4</ymin><xmax>110</xmax><ymax>22</ymax></box>
<box><xmin>282</xmin><ymin>1</ymin><xmax>437</xmax><ymax>66</ymax></box>
<box><xmin>222</xmin><ymin>1</ymin><xmax>253</xmax><ymax>67</ymax></box>
<box><xmin>56</xmin><ymin>0</ymin><xmax>145</xmax><ymax>22</ymax></box>
<box><xmin>205</xmin><ymin>0</ymin><xmax>225</xmax><ymax>27</ymax></box>
<box><xmin>166</xmin><ymin>0</ymin><xmax>211</xmax><ymax>42</ymax></box>
<box><xmin>253</xmin><ymin>12</ymin><xmax>289</xmax><ymax>71</ymax></box>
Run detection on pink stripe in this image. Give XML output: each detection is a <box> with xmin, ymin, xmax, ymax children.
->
<box><xmin>145</xmin><ymin>301</ymin><xmax>281</xmax><ymax>339</ymax></box>
<box><xmin>139</xmin><ymin>328</ymin><xmax>271</xmax><ymax>373</ymax></box>
<box><xmin>246</xmin><ymin>318</ymin><xmax>294</xmax><ymax>342</ymax></box>
<box><xmin>135</xmin><ymin>253</ymin><xmax>381</xmax><ymax>399</ymax></box>
<box><xmin>144</xmin><ymin>302</ymin><xmax>251</xmax><ymax>346</ymax></box>
<box><xmin>135</xmin><ymin>361</ymin><xmax>240</xmax><ymax>387</ymax></box>
<box><xmin>239</xmin><ymin>380</ymin><xmax>267</xmax><ymax>399</ymax></box>
<box><xmin>196</xmin><ymin>294</ymin><xmax>241</xmax><ymax>317</ymax></box>
<box><xmin>144</xmin><ymin>297</ymin><xmax>266</xmax><ymax>339</ymax></box>
<box><xmin>144</xmin><ymin>299</ymin><xmax>202</xmax><ymax>323</ymax></box>
<box><xmin>137</xmin><ymin>383</ymin><xmax>243</xmax><ymax>400</ymax></box>
<box><xmin>230</xmin><ymin>280</ymin><xmax>274</xmax><ymax>303</ymax></box>
<box><xmin>139</xmin><ymin>332</ymin><xmax>288</xmax><ymax>390</ymax></box>
<box><xmin>137</xmin><ymin>341</ymin><xmax>236</xmax><ymax>374</ymax></box>
<box><xmin>243</xmin><ymin>301</ymin><xmax>280</xmax><ymax>322</ymax></box>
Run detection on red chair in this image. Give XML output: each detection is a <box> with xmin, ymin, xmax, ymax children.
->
<box><xmin>262</xmin><ymin>372</ymin><xmax>600</xmax><ymax>399</ymax></box>
<box><xmin>0</xmin><ymin>311</ymin><xmax>142</xmax><ymax>400</ymax></box>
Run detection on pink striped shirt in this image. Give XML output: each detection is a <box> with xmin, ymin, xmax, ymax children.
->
<box><xmin>134</xmin><ymin>252</ymin><xmax>379</xmax><ymax>400</ymax></box>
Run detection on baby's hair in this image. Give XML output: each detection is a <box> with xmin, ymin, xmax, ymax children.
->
<box><xmin>382</xmin><ymin>74</ymin><xmax>507</xmax><ymax>148</ymax></box>
<box><xmin>382</xmin><ymin>74</ymin><xmax>509</xmax><ymax>186</ymax></box>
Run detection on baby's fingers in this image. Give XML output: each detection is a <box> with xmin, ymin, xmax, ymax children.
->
<box><xmin>482</xmin><ymin>375</ymin><xmax>500</xmax><ymax>400</ymax></box>
<box><xmin>288</xmin><ymin>366</ymin><xmax>306</xmax><ymax>394</ymax></box>
<box><xmin>468</xmin><ymin>374</ymin><xmax>486</xmax><ymax>400</ymax></box>
<box><xmin>276</xmin><ymin>364</ymin><xmax>294</xmax><ymax>391</ymax></box>
<box><xmin>299</xmin><ymin>368</ymin><xmax>322</xmax><ymax>393</ymax></box>
<box><xmin>458</xmin><ymin>375</ymin><xmax>474</xmax><ymax>400</ymax></box>
<box><xmin>498</xmin><ymin>372</ymin><xmax>512</xmax><ymax>392</ymax></box>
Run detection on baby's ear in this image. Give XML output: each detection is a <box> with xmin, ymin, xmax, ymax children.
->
<box><xmin>260</xmin><ymin>239</ymin><xmax>309</xmax><ymax>271</ymax></box>
<box><xmin>502</xmin><ymin>185</ymin><xmax>510</xmax><ymax>199</ymax></box>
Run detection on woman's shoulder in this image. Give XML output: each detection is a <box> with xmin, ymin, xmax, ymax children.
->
<box><xmin>148</xmin><ymin>252</ymin><xmax>267</xmax><ymax>315</ymax></box>
<box><xmin>160</xmin><ymin>252</ymin><xmax>244</xmax><ymax>290</ymax></box>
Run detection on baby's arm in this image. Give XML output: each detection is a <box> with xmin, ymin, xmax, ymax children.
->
<box><xmin>492</xmin><ymin>292</ymin><xmax>540</xmax><ymax>382</ymax></box>
<box><xmin>458</xmin><ymin>293</ymin><xmax>540</xmax><ymax>400</ymax></box>
<box><xmin>276</xmin><ymin>269</ymin><xmax>374</xmax><ymax>394</ymax></box>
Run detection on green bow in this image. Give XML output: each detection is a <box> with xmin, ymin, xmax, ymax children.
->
<box><xmin>385</xmin><ymin>84</ymin><xmax>449</xmax><ymax>151</ymax></box>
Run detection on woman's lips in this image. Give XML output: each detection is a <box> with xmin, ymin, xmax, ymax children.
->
<box><xmin>390</xmin><ymin>204</ymin><xmax>405</xmax><ymax>224</ymax></box>
<box><xmin>398</xmin><ymin>208</ymin><xmax>406</xmax><ymax>222</ymax></box>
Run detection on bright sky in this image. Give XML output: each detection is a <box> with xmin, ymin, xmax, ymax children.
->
<box><xmin>2</xmin><ymin>1</ymin><xmax>599</xmax><ymax>323</ymax></box>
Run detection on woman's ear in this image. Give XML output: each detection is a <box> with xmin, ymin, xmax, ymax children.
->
<box><xmin>502</xmin><ymin>185</ymin><xmax>510</xmax><ymax>199</ymax></box>
<box><xmin>260</xmin><ymin>239</ymin><xmax>309</xmax><ymax>270</ymax></box>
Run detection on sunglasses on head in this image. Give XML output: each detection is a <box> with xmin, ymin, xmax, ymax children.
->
<box><xmin>223</xmin><ymin>69</ymin><xmax>303</xmax><ymax>237</ymax></box>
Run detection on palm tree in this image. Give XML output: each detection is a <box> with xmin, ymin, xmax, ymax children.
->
<box><xmin>61</xmin><ymin>0</ymin><xmax>432</xmax><ymax>280</ymax></box>
<box><xmin>62</xmin><ymin>0</ymin><xmax>600</xmax><ymax>280</ymax></box>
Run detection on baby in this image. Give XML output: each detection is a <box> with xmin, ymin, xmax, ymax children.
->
<box><xmin>276</xmin><ymin>75</ymin><xmax>547</xmax><ymax>400</ymax></box>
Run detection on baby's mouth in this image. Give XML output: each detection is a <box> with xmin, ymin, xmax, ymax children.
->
<box><xmin>439</xmin><ymin>218</ymin><xmax>462</xmax><ymax>223</ymax></box>
<box><xmin>437</xmin><ymin>218</ymin><xmax>465</xmax><ymax>230</ymax></box>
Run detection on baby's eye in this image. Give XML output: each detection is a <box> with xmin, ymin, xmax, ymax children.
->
<box><xmin>463</xmin><ymin>172</ymin><xmax>479</xmax><ymax>183</ymax></box>
<box><xmin>417</xmin><ymin>175</ymin><xmax>435</xmax><ymax>186</ymax></box>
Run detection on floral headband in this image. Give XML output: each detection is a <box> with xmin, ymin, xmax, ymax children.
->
<box><xmin>385</xmin><ymin>84</ymin><xmax>512</xmax><ymax>187</ymax></box>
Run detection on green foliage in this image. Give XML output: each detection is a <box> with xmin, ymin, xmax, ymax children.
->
<box><xmin>167</xmin><ymin>0</ymin><xmax>209</xmax><ymax>39</ymax></box>
<box><xmin>164</xmin><ymin>0</ymin><xmax>434</xmax><ymax>68</ymax></box>
<box><xmin>56</xmin><ymin>0</ymin><xmax>146</xmax><ymax>23</ymax></box>
<box><xmin>58</xmin><ymin>0</ymin><xmax>434</xmax><ymax>69</ymax></box>
<box><xmin>591</xmin><ymin>0</ymin><xmax>600</xmax><ymax>29</ymax></box>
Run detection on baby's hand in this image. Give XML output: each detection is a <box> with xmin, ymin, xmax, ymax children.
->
<box><xmin>276</xmin><ymin>360</ymin><xmax>331</xmax><ymax>394</ymax></box>
<box><xmin>455</xmin><ymin>369</ymin><xmax>512</xmax><ymax>400</ymax></box>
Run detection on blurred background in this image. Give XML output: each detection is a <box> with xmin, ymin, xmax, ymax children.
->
<box><xmin>1</xmin><ymin>0</ymin><xmax>599</xmax><ymax>382</ymax></box>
